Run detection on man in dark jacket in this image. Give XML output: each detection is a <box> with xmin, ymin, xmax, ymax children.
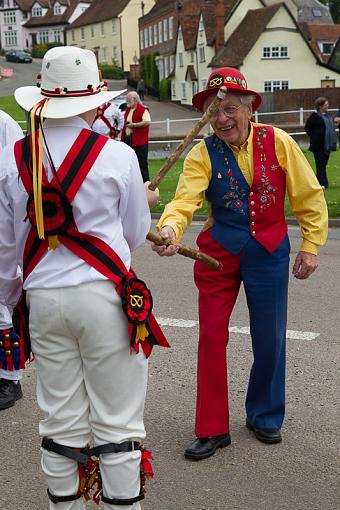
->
<box><xmin>305</xmin><ymin>97</ymin><xmax>337</xmax><ymax>188</ymax></box>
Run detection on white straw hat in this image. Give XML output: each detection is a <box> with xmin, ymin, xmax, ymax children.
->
<box><xmin>15</xmin><ymin>46</ymin><xmax>126</xmax><ymax>119</ymax></box>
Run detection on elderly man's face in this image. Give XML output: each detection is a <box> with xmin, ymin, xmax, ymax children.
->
<box><xmin>127</xmin><ymin>94</ymin><xmax>138</xmax><ymax>109</ymax></box>
<box><xmin>205</xmin><ymin>92</ymin><xmax>252</xmax><ymax>147</ymax></box>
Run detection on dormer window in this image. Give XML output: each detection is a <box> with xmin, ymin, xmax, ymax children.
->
<box><xmin>320</xmin><ymin>41</ymin><xmax>334</xmax><ymax>55</ymax></box>
<box><xmin>32</xmin><ymin>6</ymin><xmax>43</xmax><ymax>17</ymax></box>
<box><xmin>54</xmin><ymin>3</ymin><xmax>62</xmax><ymax>16</ymax></box>
<box><xmin>312</xmin><ymin>9</ymin><xmax>322</xmax><ymax>17</ymax></box>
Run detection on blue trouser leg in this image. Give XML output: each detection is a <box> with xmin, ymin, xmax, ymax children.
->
<box><xmin>241</xmin><ymin>236</ymin><xmax>290</xmax><ymax>430</ymax></box>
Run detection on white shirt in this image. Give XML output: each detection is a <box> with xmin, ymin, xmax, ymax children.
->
<box><xmin>92</xmin><ymin>103</ymin><xmax>124</xmax><ymax>137</ymax></box>
<box><xmin>0</xmin><ymin>110</ymin><xmax>23</xmax><ymax>329</ymax></box>
<box><xmin>0</xmin><ymin>116</ymin><xmax>151</xmax><ymax>327</ymax></box>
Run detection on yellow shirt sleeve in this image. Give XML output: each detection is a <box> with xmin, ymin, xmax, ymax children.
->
<box><xmin>157</xmin><ymin>140</ymin><xmax>211</xmax><ymax>240</ymax></box>
<box><xmin>273</xmin><ymin>127</ymin><xmax>328</xmax><ymax>255</ymax></box>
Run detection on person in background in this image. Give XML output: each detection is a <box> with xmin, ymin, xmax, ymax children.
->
<box><xmin>334</xmin><ymin>108</ymin><xmax>340</xmax><ymax>148</ymax></box>
<box><xmin>137</xmin><ymin>79</ymin><xmax>146</xmax><ymax>102</ymax></box>
<box><xmin>92</xmin><ymin>100</ymin><xmax>158</xmax><ymax>207</ymax></box>
<box><xmin>92</xmin><ymin>101</ymin><xmax>124</xmax><ymax>140</ymax></box>
<box><xmin>0</xmin><ymin>109</ymin><xmax>24</xmax><ymax>410</ymax></box>
<box><xmin>121</xmin><ymin>91</ymin><xmax>151</xmax><ymax>183</ymax></box>
<box><xmin>305</xmin><ymin>97</ymin><xmax>337</xmax><ymax>189</ymax></box>
<box><xmin>152</xmin><ymin>67</ymin><xmax>328</xmax><ymax>460</ymax></box>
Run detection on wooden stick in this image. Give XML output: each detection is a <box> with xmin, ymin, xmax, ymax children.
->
<box><xmin>148</xmin><ymin>86</ymin><xmax>227</xmax><ymax>191</ymax></box>
<box><xmin>147</xmin><ymin>231</ymin><xmax>222</xmax><ymax>271</ymax></box>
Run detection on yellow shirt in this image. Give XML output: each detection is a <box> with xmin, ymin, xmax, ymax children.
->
<box><xmin>157</xmin><ymin>123</ymin><xmax>328</xmax><ymax>255</ymax></box>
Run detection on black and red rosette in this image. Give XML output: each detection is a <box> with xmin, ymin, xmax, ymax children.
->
<box><xmin>27</xmin><ymin>186</ymin><xmax>73</xmax><ymax>235</ymax></box>
<box><xmin>122</xmin><ymin>277</ymin><xmax>153</xmax><ymax>325</ymax></box>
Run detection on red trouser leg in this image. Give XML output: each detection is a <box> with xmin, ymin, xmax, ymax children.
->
<box><xmin>193</xmin><ymin>230</ymin><xmax>241</xmax><ymax>438</ymax></box>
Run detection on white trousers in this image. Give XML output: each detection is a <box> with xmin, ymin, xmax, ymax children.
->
<box><xmin>27</xmin><ymin>281</ymin><xmax>148</xmax><ymax>510</ymax></box>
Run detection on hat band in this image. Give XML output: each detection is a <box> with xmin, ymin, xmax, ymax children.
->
<box><xmin>41</xmin><ymin>86</ymin><xmax>101</xmax><ymax>98</ymax></box>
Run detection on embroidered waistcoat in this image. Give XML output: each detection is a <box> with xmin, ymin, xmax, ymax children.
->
<box><xmin>205</xmin><ymin>125</ymin><xmax>287</xmax><ymax>254</ymax></box>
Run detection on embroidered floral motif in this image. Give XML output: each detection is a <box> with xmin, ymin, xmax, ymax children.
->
<box><xmin>256</xmin><ymin>165</ymin><xmax>277</xmax><ymax>211</ymax></box>
<box><xmin>222</xmin><ymin>168</ymin><xmax>246</xmax><ymax>214</ymax></box>
<box><xmin>256</xmin><ymin>127</ymin><xmax>268</xmax><ymax>150</ymax></box>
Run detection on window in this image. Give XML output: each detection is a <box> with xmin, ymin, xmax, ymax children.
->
<box><xmin>201</xmin><ymin>79</ymin><xmax>207</xmax><ymax>90</ymax></box>
<box><xmin>163</xmin><ymin>19</ymin><xmax>168</xmax><ymax>42</ymax></box>
<box><xmin>81</xmin><ymin>27</ymin><xmax>85</xmax><ymax>40</ymax></box>
<box><xmin>144</xmin><ymin>28</ymin><xmax>148</xmax><ymax>48</ymax></box>
<box><xmin>181</xmin><ymin>82</ymin><xmax>187</xmax><ymax>99</ymax></box>
<box><xmin>54</xmin><ymin>3</ymin><xmax>61</xmax><ymax>15</ymax></box>
<box><xmin>39</xmin><ymin>31</ymin><xmax>49</xmax><ymax>44</ymax></box>
<box><xmin>4</xmin><ymin>10</ymin><xmax>16</xmax><ymax>24</ymax></box>
<box><xmin>32</xmin><ymin>6</ymin><xmax>43</xmax><ymax>17</ymax></box>
<box><xmin>91</xmin><ymin>26</ymin><xmax>95</xmax><ymax>38</ymax></box>
<box><xmin>54</xmin><ymin>29</ymin><xmax>62</xmax><ymax>42</ymax></box>
<box><xmin>190</xmin><ymin>50</ymin><xmax>194</xmax><ymax>63</ymax></box>
<box><xmin>312</xmin><ymin>9</ymin><xmax>322</xmax><ymax>17</ymax></box>
<box><xmin>172</xmin><ymin>82</ymin><xmax>176</xmax><ymax>98</ymax></box>
<box><xmin>102</xmin><ymin>47</ymin><xmax>108</xmax><ymax>62</ymax></box>
<box><xmin>71</xmin><ymin>30</ymin><xmax>75</xmax><ymax>42</ymax></box>
<box><xmin>262</xmin><ymin>46</ymin><xmax>288</xmax><ymax>58</ymax></box>
<box><xmin>140</xmin><ymin>30</ymin><xmax>144</xmax><ymax>50</ymax></box>
<box><xmin>199</xmin><ymin>45</ymin><xmax>205</xmax><ymax>63</ymax></box>
<box><xmin>169</xmin><ymin>16</ymin><xmax>174</xmax><ymax>40</ymax></box>
<box><xmin>4</xmin><ymin>30</ymin><xmax>17</xmax><ymax>46</ymax></box>
<box><xmin>264</xmin><ymin>80</ymin><xmax>289</xmax><ymax>92</ymax></box>
<box><xmin>164</xmin><ymin>56</ymin><xmax>169</xmax><ymax>77</ymax></box>
<box><xmin>321</xmin><ymin>42</ymin><xmax>334</xmax><ymax>54</ymax></box>
<box><xmin>178</xmin><ymin>52</ymin><xmax>183</xmax><ymax>67</ymax></box>
<box><xmin>158</xmin><ymin>21</ymin><xmax>163</xmax><ymax>43</ymax></box>
<box><xmin>170</xmin><ymin>54</ymin><xmax>175</xmax><ymax>73</ymax></box>
<box><xmin>112</xmin><ymin>19</ymin><xmax>116</xmax><ymax>33</ymax></box>
<box><xmin>113</xmin><ymin>46</ymin><xmax>118</xmax><ymax>60</ymax></box>
<box><xmin>153</xmin><ymin>24</ymin><xmax>158</xmax><ymax>45</ymax></box>
<box><xmin>148</xmin><ymin>26</ymin><xmax>153</xmax><ymax>47</ymax></box>
<box><xmin>198</xmin><ymin>19</ymin><xmax>204</xmax><ymax>32</ymax></box>
<box><xmin>192</xmin><ymin>82</ymin><xmax>196</xmax><ymax>96</ymax></box>
<box><xmin>101</xmin><ymin>22</ymin><xmax>105</xmax><ymax>36</ymax></box>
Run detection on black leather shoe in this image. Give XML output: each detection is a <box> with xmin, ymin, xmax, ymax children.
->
<box><xmin>0</xmin><ymin>379</ymin><xmax>23</xmax><ymax>410</ymax></box>
<box><xmin>184</xmin><ymin>434</ymin><xmax>231</xmax><ymax>460</ymax></box>
<box><xmin>246</xmin><ymin>420</ymin><xmax>282</xmax><ymax>444</ymax></box>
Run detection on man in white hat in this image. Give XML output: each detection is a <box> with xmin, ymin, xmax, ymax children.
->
<box><xmin>0</xmin><ymin>46</ymin><xmax>168</xmax><ymax>509</ymax></box>
<box><xmin>0</xmin><ymin>109</ymin><xmax>24</xmax><ymax>410</ymax></box>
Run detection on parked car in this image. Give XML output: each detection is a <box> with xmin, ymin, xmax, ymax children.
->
<box><xmin>5</xmin><ymin>50</ymin><xmax>32</xmax><ymax>63</ymax></box>
<box><xmin>111</xmin><ymin>93</ymin><xmax>127</xmax><ymax>112</ymax></box>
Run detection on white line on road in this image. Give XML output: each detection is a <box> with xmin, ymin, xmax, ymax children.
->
<box><xmin>156</xmin><ymin>317</ymin><xmax>320</xmax><ymax>340</ymax></box>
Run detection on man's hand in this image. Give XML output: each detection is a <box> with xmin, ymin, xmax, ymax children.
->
<box><xmin>151</xmin><ymin>226</ymin><xmax>179</xmax><ymax>256</ymax></box>
<box><xmin>144</xmin><ymin>181</ymin><xmax>159</xmax><ymax>208</ymax></box>
<box><xmin>292</xmin><ymin>251</ymin><xmax>318</xmax><ymax>279</ymax></box>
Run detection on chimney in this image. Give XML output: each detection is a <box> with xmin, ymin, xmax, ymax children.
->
<box><xmin>215</xmin><ymin>0</ymin><xmax>225</xmax><ymax>53</ymax></box>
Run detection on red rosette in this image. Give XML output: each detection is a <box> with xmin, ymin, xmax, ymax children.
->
<box><xmin>27</xmin><ymin>186</ymin><xmax>73</xmax><ymax>235</ymax></box>
<box><xmin>122</xmin><ymin>278</ymin><xmax>153</xmax><ymax>325</ymax></box>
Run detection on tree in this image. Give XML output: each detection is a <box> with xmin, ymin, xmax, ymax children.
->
<box><xmin>318</xmin><ymin>0</ymin><xmax>340</xmax><ymax>23</ymax></box>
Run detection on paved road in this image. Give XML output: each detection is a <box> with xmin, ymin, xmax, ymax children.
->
<box><xmin>1</xmin><ymin>224</ymin><xmax>338</xmax><ymax>510</ymax></box>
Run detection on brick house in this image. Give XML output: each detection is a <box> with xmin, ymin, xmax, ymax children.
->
<box><xmin>138</xmin><ymin>0</ymin><xmax>178</xmax><ymax>81</ymax></box>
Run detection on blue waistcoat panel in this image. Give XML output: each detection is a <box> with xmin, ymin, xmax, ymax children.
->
<box><xmin>205</xmin><ymin>135</ymin><xmax>251</xmax><ymax>255</ymax></box>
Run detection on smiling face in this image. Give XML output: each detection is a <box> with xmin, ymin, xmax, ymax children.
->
<box><xmin>205</xmin><ymin>91</ymin><xmax>252</xmax><ymax>147</ymax></box>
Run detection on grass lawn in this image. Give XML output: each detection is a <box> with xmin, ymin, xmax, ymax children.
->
<box><xmin>150</xmin><ymin>149</ymin><xmax>340</xmax><ymax>218</ymax></box>
<box><xmin>1</xmin><ymin>95</ymin><xmax>338</xmax><ymax>217</ymax></box>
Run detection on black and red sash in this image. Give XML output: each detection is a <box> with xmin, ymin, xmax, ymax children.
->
<box><xmin>13</xmin><ymin>128</ymin><xmax>169</xmax><ymax>362</ymax></box>
<box><xmin>93</xmin><ymin>104</ymin><xmax>118</xmax><ymax>139</ymax></box>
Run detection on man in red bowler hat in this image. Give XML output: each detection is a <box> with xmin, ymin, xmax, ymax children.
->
<box><xmin>152</xmin><ymin>67</ymin><xmax>328</xmax><ymax>460</ymax></box>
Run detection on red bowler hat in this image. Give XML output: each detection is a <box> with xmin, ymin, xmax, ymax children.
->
<box><xmin>192</xmin><ymin>67</ymin><xmax>262</xmax><ymax>112</ymax></box>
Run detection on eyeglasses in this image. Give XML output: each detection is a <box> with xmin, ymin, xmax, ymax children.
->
<box><xmin>210</xmin><ymin>104</ymin><xmax>244</xmax><ymax>119</ymax></box>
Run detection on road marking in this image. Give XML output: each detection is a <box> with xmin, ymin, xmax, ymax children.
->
<box><xmin>156</xmin><ymin>317</ymin><xmax>320</xmax><ymax>340</ymax></box>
